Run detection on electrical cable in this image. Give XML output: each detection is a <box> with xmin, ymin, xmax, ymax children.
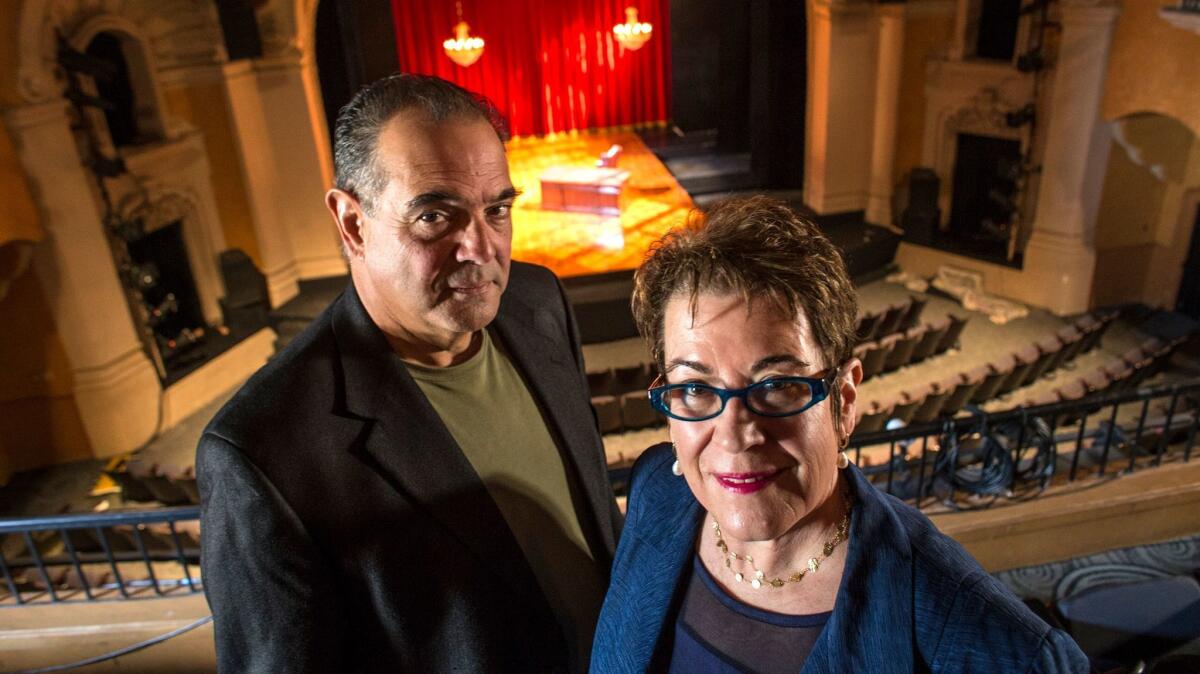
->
<box><xmin>7</xmin><ymin>614</ymin><xmax>213</xmax><ymax>674</ymax></box>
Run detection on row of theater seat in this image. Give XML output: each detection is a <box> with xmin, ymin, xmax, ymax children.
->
<box><xmin>854</xmin><ymin>310</ymin><xmax>1123</xmax><ymax>434</ymax></box>
<box><xmin>853</xmin><ymin>313</ymin><xmax>969</xmax><ymax>381</ymax></box>
<box><xmin>856</xmin><ymin>296</ymin><xmax>927</xmax><ymax>345</ymax></box>
<box><xmin>588</xmin><ymin>363</ymin><xmax>663</xmax><ymax>435</ymax></box>
<box><xmin>106</xmin><ymin>459</ymin><xmax>199</xmax><ymax>506</ymax></box>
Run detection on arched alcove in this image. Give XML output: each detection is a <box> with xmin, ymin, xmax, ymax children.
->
<box><xmin>1092</xmin><ymin>112</ymin><xmax>1200</xmax><ymax>309</ymax></box>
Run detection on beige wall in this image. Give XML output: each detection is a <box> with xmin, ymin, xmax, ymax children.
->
<box><xmin>894</xmin><ymin>8</ymin><xmax>955</xmax><ymax>187</ymax></box>
<box><xmin>0</xmin><ymin>10</ymin><xmax>94</xmax><ymax>481</ymax></box>
<box><xmin>0</xmin><ymin>267</ymin><xmax>94</xmax><ymax>479</ymax></box>
<box><xmin>163</xmin><ymin>82</ymin><xmax>264</xmax><ymax>268</ymax></box>
<box><xmin>1103</xmin><ymin>0</ymin><xmax>1200</xmax><ymax>138</ymax></box>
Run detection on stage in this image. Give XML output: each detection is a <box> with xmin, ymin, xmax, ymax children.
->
<box><xmin>506</xmin><ymin>130</ymin><xmax>695</xmax><ymax>280</ymax></box>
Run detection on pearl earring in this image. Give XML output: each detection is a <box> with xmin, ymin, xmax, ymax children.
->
<box><xmin>671</xmin><ymin>442</ymin><xmax>682</xmax><ymax>476</ymax></box>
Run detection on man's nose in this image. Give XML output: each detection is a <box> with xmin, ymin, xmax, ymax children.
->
<box><xmin>456</xmin><ymin>213</ymin><xmax>498</xmax><ymax>264</ymax></box>
<box><xmin>711</xmin><ymin>396</ymin><xmax>765</xmax><ymax>454</ymax></box>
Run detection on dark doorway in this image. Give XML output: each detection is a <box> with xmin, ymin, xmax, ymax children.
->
<box><xmin>126</xmin><ymin>221</ymin><xmax>206</xmax><ymax>367</ymax></box>
<box><xmin>975</xmin><ymin>0</ymin><xmax>1021</xmax><ymax>61</ymax></box>
<box><xmin>315</xmin><ymin>0</ymin><xmax>400</xmax><ymax>144</ymax></box>
<box><xmin>1176</xmin><ymin>204</ymin><xmax>1200</xmax><ymax>319</ymax></box>
<box><xmin>662</xmin><ymin>0</ymin><xmax>804</xmax><ymax>194</ymax></box>
<box><xmin>85</xmin><ymin>33</ymin><xmax>140</xmax><ymax>147</ymax></box>
<box><xmin>946</xmin><ymin>133</ymin><xmax>1021</xmax><ymax>262</ymax></box>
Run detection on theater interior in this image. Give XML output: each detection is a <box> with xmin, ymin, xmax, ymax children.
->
<box><xmin>1</xmin><ymin>0</ymin><xmax>1200</xmax><ymax>670</ymax></box>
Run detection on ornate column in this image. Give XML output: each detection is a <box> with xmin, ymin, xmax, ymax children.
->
<box><xmin>221</xmin><ymin>60</ymin><xmax>302</xmax><ymax>306</ymax></box>
<box><xmin>1022</xmin><ymin>0</ymin><xmax>1120</xmax><ymax>314</ymax></box>
<box><xmin>866</xmin><ymin>2</ymin><xmax>906</xmax><ymax>227</ymax></box>
<box><xmin>805</xmin><ymin>0</ymin><xmax>877</xmax><ymax>214</ymax></box>
<box><xmin>252</xmin><ymin>51</ymin><xmax>345</xmax><ymax>281</ymax></box>
<box><xmin>4</xmin><ymin>101</ymin><xmax>161</xmax><ymax>457</ymax></box>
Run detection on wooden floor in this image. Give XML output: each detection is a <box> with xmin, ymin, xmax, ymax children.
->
<box><xmin>506</xmin><ymin>130</ymin><xmax>694</xmax><ymax>279</ymax></box>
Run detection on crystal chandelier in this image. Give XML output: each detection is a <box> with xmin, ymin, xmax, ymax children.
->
<box><xmin>443</xmin><ymin>1</ymin><xmax>484</xmax><ymax>67</ymax></box>
<box><xmin>613</xmin><ymin>7</ymin><xmax>653</xmax><ymax>51</ymax></box>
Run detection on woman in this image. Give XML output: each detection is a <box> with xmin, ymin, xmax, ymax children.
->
<box><xmin>591</xmin><ymin>197</ymin><xmax>1087</xmax><ymax>673</ymax></box>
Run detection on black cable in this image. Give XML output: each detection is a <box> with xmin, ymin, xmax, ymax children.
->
<box><xmin>7</xmin><ymin>614</ymin><xmax>213</xmax><ymax>674</ymax></box>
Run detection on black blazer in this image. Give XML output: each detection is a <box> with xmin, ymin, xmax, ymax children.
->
<box><xmin>198</xmin><ymin>262</ymin><xmax>622</xmax><ymax>672</ymax></box>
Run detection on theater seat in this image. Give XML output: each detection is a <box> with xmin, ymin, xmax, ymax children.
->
<box><xmin>861</xmin><ymin>340</ymin><xmax>892</xmax><ymax>380</ymax></box>
<box><xmin>855</xmin><ymin>400</ymin><xmax>893</xmax><ymax>434</ymax></box>
<box><xmin>883</xmin><ymin>329</ymin><xmax>922</xmax><ymax>372</ymax></box>
<box><xmin>591</xmin><ymin>395</ymin><xmax>623</xmax><ymax>434</ymax></box>
<box><xmin>997</xmin><ymin>345</ymin><xmax>1040</xmax><ymax>397</ymax></box>
<box><xmin>1057</xmin><ymin>325</ymin><xmax>1086</xmax><ymax>366</ymax></box>
<box><xmin>934</xmin><ymin>313</ymin><xmax>969</xmax><ymax>354</ymax></box>
<box><xmin>889</xmin><ymin>389</ymin><xmax>925</xmax><ymax>426</ymax></box>
<box><xmin>911</xmin><ymin>379</ymin><xmax>953</xmax><ymax>423</ymax></box>
<box><xmin>587</xmin><ymin>369</ymin><xmax>615</xmax><ymax>398</ymax></box>
<box><xmin>972</xmin><ymin>356</ymin><xmax>1015</xmax><ymax>404</ymax></box>
<box><xmin>614</xmin><ymin>364</ymin><xmax>651</xmax><ymax>396</ymax></box>
<box><xmin>1023</xmin><ymin>335</ymin><xmax>1063</xmax><ymax>386</ymax></box>
<box><xmin>877</xmin><ymin>301</ymin><xmax>909</xmax><ymax>339</ymax></box>
<box><xmin>856</xmin><ymin>311</ymin><xmax>883</xmax><ymax>344</ymax></box>
<box><xmin>620</xmin><ymin>391</ymin><xmax>660</xmax><ymax>429</ymax></box>
<box><xmin>898</xmin><ymin>295</ymin><xmax>927</xmax><ymax>332</ymax></box>
<box><xmin>1055</xmin><ymin>575</ymin><xmax>1200</xmax><ymax>668</ymax></box>
<box><xmin>910</xmin><ymin>318</ymin><xmax>949</xmax><ymax>364</ymax></box>
<box><xmin>940</xmin><ymin>371</ymin><xmax>980</xmax><ymax>418</ymax></box>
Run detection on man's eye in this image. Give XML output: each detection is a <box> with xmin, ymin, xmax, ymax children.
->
<box><xmin>488</xmin><ymin>204</ymin><xmax>512</xmax><ymax>218</ymax></box>
<box><xmin>418</xmin><ymin>212</ymin><xmax>446</xmax><ymax>224</ymax></box>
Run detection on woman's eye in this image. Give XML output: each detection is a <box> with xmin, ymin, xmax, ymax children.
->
<box><xmin>682</xmin><ymin>384</ymin><xmax>713</xmax><ymax>398</ymax></box>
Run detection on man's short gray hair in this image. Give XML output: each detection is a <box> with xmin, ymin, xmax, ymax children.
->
<box><xmin>333</xmin><ymin>73</ymin><xmax>509</xmax><ymax>214</ymax></box>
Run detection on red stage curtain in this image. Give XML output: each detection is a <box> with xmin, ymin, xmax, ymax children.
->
<box><xmin>391</xmin><ymin>0</ymin><xmax>671</xmax><ymax>137</ymax></box>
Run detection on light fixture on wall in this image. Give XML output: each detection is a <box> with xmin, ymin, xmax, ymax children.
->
<box><xmin>613</xmin><ymin>7</ymin><xmax>653</xmax><ymax>51</ymax></box>
<box><xmin>443</xmin><ymin>1</ymin><xmax>484</xmax><ymax>67</ymax></box>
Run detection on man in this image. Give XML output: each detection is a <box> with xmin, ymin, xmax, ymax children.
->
<box><xmin>198</xmin><ymin>74</ymin><xmax>621</xmax><ymax>672</ymax></box>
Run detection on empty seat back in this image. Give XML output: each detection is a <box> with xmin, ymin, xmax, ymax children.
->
<box><xmin>876</xmin><ymin>301</ymin><xmax>909</xmax><ymax>339</ymax></box>
<box><xmin>883</xmin><ymin>330</ymin><xmax>922</xmax><ymax>372</ymax></box>
<box><xmin>899</xmin><ymin>296</ymin><xmax>928</xmax><ymax>332</ymax></box>
<box><xmin>910</xmin><ymin>318</ymin><xmax>950</xmax><ymax>363</ymax></box>
<box><xmin>860</xmin><ymin>340</ymin><xmax>892</xmax><ymax>380</ymax></box>
<box><xmin>934</xmin><ymin>313</ymin><xmax>969</xmax><ymax>354</ymax></box>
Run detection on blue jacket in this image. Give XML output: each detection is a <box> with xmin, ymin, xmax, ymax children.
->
<box><xmin>591</xmin><ymin>443</ymin><xmax>1089</xmax><ymax>673</ymax></box>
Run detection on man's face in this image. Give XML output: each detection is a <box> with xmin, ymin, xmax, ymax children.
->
<box><xmin>345</xmin><ymin>112</ymin><xmax>516</xmax><ymax>354</ymax></box>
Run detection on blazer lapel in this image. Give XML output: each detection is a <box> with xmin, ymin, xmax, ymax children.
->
<box><xmin>491</xmin><ymin>291</ymin><xmax>616</xmax><ymax>561</ymax></box>
<box><xmin>802</xmin><ymin>465</ymin><xmax>916</xmax><ymax>673</ymax></box>
<box><xmin>329</xmin><ymin>284</ymin><xmax>552</xmax><ymax>617</ymax></box>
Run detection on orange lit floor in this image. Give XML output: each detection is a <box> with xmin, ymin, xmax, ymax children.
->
<box><xmin>506</xmin><ymin>130</ymin><xmax>694</xmax><ymax>278</ymax></box>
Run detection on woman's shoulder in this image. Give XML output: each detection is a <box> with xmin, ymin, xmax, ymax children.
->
<box><xmin>865</xmin><ymin>494</ymin><xmax>1088</xmax><ymax>671</ymax></box>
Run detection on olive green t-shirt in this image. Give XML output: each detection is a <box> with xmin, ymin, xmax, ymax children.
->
<box><xmin>405</xmin><ymin>329</ymin><xmax>606</xmax><ymax>672</ymax></box>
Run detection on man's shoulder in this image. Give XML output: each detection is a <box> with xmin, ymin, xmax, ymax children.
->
<box><xmin>504</xmin><ymin>262</ymin><xmax>562</xmax><ymax>305</ymax></box>
<box><xmin>203</xmin><ymin>296</ymin><xmax>342</xmax><ymax>453</ymax></box>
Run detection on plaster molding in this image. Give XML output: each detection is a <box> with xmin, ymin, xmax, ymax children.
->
<box><xmin>1160</xmin><ymin>7</ymin><xmax>1200</xmax><ymax>36</ymax></box>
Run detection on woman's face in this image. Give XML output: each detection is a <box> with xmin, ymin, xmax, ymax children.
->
<box><xmin>662</xmin><ymin>292</ymin><xmax>858</xmax><ymax>544</ymax></box>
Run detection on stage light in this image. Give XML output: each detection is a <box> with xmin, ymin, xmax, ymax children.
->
<box><xmin>443</xmin><ymin>1</ymin><xmax>484</xmax><ymax>67</ymax></box>
<box><xmin>613</xmin><ymin>7</ymin><xmax>653</xmax><ymax>51</ymax></box>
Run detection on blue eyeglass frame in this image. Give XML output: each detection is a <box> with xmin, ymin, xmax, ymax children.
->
<box><xmin>647</xmin><ymin>370</ymin><xmax>838</xmax><ymax>422</ymax></box>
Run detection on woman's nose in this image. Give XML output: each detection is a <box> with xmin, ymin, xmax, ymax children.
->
<box><xmin>710</xmin><ymin>397</ymin><xmax>765</xmax><ymax>453</ymax></box>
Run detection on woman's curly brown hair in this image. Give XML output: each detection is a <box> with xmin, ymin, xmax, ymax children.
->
<box><xmin>631</xmin><ymin>196</ymin><xmax>859</xmax><ymax>434</ymax></box>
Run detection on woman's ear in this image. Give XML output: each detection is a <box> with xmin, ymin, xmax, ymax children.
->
<box><xmin>838</xmin><ymin>358</ymin><xmax>864</xmax><ymax>438</ymax></box>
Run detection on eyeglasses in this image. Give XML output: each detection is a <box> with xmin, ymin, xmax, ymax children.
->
<box><xmin>648</xmin><ymin>371</ymin><xmax>837</xmax><ymax>422</ymax></box>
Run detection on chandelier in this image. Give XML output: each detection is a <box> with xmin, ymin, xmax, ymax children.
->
<box><xmin>443</xmin><ymin>1</ymin><xmax>484</xmax><ymax>67</ymax></box>
<box><xmin>613</xmin><ymin>7</ymin><xmax>653</xmax><ymax>51</ymax></box>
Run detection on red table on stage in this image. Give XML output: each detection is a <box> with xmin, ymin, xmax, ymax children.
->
<box><xmin>539</xmin><ymin>166</ymin><xmax>631</xmax><ymax>216</ymax></box>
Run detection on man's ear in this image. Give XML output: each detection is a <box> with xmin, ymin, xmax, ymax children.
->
<box><xmin>327</xmin><ymin>188</ymin><xmax>368</xmax><ymax>259</ymax></box>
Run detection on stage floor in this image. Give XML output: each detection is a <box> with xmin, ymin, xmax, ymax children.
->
<box><xmin>506</xmin><ymin>130</ymin><xmax>694</xmax><ymax>279</ymax></box>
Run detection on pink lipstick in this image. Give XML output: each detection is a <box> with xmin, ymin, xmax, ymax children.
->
<box><xmin>713</xmin><ymin>469</ymin><xmax>782</xmax><ymax>494</ymax></box>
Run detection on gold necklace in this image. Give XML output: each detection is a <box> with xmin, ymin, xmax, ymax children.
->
<box><xmin>711</xmin><ymin>487</ymin><xmax>852</xmax><ymax>590</ymax></box>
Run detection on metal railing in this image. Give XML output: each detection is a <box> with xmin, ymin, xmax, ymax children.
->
<box><xmin>0</xmin><ymin>505</ymin><xmax>200</xmax><ymax>605</ymax></box>
<box><xmin>848</xmin><ymin>379</ymin><xmax>1200</xmax><ymax>510</ymax></box>
<box><xmin>2</xmin><ymin>379</ymin><xmax>1198</xmax><ymax>605</ymax></box>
